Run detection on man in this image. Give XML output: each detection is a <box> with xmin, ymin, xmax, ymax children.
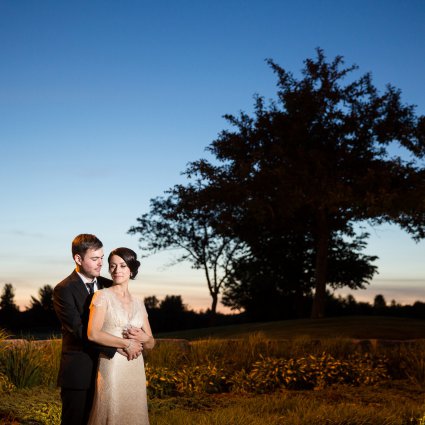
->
<box><xmin>53</xmin><ymin>234</ymin><xmax>140</xmax><ymax>425</ymax></box>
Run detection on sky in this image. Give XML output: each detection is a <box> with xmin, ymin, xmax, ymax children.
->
<box><xmin>1</xmin><ymin>0</ymin><xmax>425</xmax><ymax>313</ymax></box>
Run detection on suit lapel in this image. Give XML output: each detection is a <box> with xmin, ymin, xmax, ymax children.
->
<box><xmin>70</xmin><ymin>270</ymin><xmax>89</xmax><ymax>306</ymax></box>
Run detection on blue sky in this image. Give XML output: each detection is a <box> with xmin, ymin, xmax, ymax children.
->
<box><xmin>1</xmin><ymin>0</ymin><xmax>425</xmax><ymax>312</ymax></box>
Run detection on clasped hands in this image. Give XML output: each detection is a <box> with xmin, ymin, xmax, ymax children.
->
<box><xmin>118</xmin><ymin>327</ymin><xmax>151</xmax><ymax>360</ymax></box>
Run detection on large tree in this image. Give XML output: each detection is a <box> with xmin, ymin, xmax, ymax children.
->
<box><xmin>180</xmin><ymin>49</ymin><xmax>425</xmax><ymax>318</ymax></box>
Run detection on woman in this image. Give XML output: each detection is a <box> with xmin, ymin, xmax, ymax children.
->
<box><xmin>87</xmin><ymin>247</ymin><xmax>154</xmax><ymax>424</ymax></box>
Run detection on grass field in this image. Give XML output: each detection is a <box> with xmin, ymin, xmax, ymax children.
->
<box><xmin>2</xmin><ymin>316</ymin><xmax>425</xmax><ymax>424</ymax></box>
<box><xmin>156</xmin><ymin>315</ymin><xmax>425</xmax><ymax>341</ymax></box>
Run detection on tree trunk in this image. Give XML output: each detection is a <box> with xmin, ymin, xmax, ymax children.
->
<box><xmin>209</xmin><ymin>292</ymin><xmax>218</xmax><ymax>325</ymax></box>
<box><xmin>311</xmin><ymin>210</ymin><xmax>329</xmax><ymax>319</ymax></box>
<box><xmin>294</xmin><ymin>283</ymin><xmax>307</xmax><ymax>318</ymax></box>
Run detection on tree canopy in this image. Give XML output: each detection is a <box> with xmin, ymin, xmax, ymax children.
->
<box><xmin>181</xmin><ymin>49</ymin><xmax>425</xmax><ymax>318</ymax></box>
<box><xmin>131</xmin><ymin>49</ymin><xmax>425</xmax><ymax>319</ymax></box>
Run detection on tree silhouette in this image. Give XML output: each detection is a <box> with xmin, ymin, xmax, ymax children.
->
<box><xmin>0</xmin><ymin>283</ymin><xmax>18</xmax><ymax>311</ymax></box>
<box><xmin>144</xmin><ymin>295</ymin><xmax>160</xmax><ymax>311</ymax></box>
<box><xmin>178</xmin><ymin>48</ymin><xmax>425</xmax><ymax>318</ymax></box>
<box><xmin>25</xmin><ymin>284</ymin><xmax>59</xmax><ymax>329</ymax></box>
<box><xmin>373</xmin><ymin>294</ymin><xmax>387</xmax><ymax>313</ymax></box>
<box><xmin>0</xmin><ymin>283</ymin><xmax>20</xmax><ymax>329</ymax></box>
<box><xmin>222</xmin><ymin>231</ymin><xmax>377</xmax><ymax>319</ymax></box>
<box><xmin>129</xmin><ymin>187</ymin><xmax>248</xmax><ymax>317</ymax></box>
<box><xmin>29</xmin><ymin>285</ymin><xmax>54</xmax><ymax>311</ymax></box>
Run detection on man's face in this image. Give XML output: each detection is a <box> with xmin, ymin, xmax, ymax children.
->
<box><xmin>74</xmin><ymin>248</ymin><xmax>104</xmax><ymax>280</ymax></box>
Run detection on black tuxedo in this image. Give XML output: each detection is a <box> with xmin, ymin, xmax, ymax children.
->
<box><xmin>53</xmin><ymin>270</ymin><xmax>116</xmax><ymax>425</ymax></box>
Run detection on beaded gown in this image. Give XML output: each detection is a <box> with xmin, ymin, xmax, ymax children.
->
<box><xmin>87</xmin><ymin>288</ymin><xmax>149</xmax><ymax>425</ymax></box>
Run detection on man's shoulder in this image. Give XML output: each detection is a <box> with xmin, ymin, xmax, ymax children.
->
<box><xmin>54</xmin><ymin>271</ymin><xmax>81</xmax><ymax>291</ymax></box>
<box><xmin>98</xmin><ymin>276</ymin><xmax>113</xmax><ymax>288</ymax></box>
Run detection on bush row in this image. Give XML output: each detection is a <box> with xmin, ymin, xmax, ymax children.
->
<box><xmin>145</xmin><ymin>352</ymin><xmax>389</xmax><ymax>397</ymax></box>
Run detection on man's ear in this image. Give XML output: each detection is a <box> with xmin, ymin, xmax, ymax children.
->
<box><xmin>74</xmin><ymin>254</ymin><xmax>82</xmax><ymax>266</ymax></box>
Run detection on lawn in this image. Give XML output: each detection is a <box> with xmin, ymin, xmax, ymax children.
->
<box><xmin>156</xmin><ymin>315</ymin><xmax>425</xmax><ymax>341</ymax></box>
<box><xmin>2</xmin><ymin>316</ymin><xmax>425</xmax><ymax>424</ymax></box>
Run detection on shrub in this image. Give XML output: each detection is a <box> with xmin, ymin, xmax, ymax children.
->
<box><xmin>398</xmin><ymin>341</ymin><xmax>425</xmax><ymax>389</ymax></box>
<box><xmin>144</xmin><ymin>339</ymin><xmax>189</xmax><ymax>369</ymax></box>
<box><xmin>229</xmin><ymin>353</ymin><xmax>389</xmax><ymax>393</ymax></box>
<box><xmin>170</xmin><ymin>333</ymin><xmax>286</xmax><ymax>371</ymax></box>
<box><xmin>174</xmin><ymin>364</ymin><xmax>229</xmax><ymax>395</ymax></box>
<box><xmin>0</xmin><ymin>340</ymin><xmax>45</xmax><ymax>388</ymax></box>
<box><xmin>145</xmin><ymin>365</ymin><xmax>178</xmax><ymax>398</ymax></box>
<box><xmin>0</xmin><ymin>372</ymin><xmax>15</xmax><ymax>393</ymax></box>
<box><xmin>347</xmin><ymin>352</ymin><xmax>389</xmax><ymax>385</ymax></box>
<box><xmin>146</xmin><ymin>363</ymin><xmax>229</xmax><ymax>397</ymax></box>
<box><xmin>21</xmin><ymin>401</ymin><xmax>61</xmax><ymax>425</ymax></box>
<box><xmin>38</xmin><ymin>339</ymin><xmax>61</xmax><ymax>387</ymax></box>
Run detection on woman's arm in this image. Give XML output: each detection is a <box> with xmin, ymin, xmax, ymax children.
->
<box><xmin>142</xmin><ymin>316</ymin><xmax>155</xmax><ymax>349</ymax></box>
<box><xmin>87</xmin><ymin>299</ymin><xmax>142</xmax><ymax>359</ymax></box>
<box><xmin>125</xmin><ymin>315</ymin><xmax>155</xmax><ymax>350</ymax></box>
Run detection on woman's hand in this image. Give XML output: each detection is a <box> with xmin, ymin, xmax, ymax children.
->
<box><xmin>125</xmin><ymin>327</ymin><xmax>155</xmax><ymax>349</ymax></box>
<box><xmin>123</xmin><ymin>339</ymin><xmax>143</xmax><ymax>360</ymax></box>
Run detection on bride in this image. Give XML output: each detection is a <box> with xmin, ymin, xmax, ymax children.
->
<box><xmin>87</xmin><ymin>247</ymin><xmax>154</xmax><ymax>424</ymax></box>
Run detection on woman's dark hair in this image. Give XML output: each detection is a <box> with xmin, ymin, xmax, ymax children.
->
<box><xmin>72</xmin><ymin>234</ymin><xmax>103</xmax><ymax>258</ymax></box>
<box><xmin>108</xmin><ymin>247</ymin><xmax>140</xmax><ymax>279</ymax></box>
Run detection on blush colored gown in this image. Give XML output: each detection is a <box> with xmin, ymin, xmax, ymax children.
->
<box><xmin>87</xmin><ymin>288</ymin><xmax>149</xmax><ymax>425</ymax></box>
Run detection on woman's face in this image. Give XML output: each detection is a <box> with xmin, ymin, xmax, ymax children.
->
<box><xmin>109</xmin><ymin>254</ymin><xmax>131</xmax><ymax>284</ymax></box>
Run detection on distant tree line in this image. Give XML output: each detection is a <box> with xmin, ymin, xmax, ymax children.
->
<box><xmin>0</xmin><ymin>283</ymin><xmax>59</xmax><ymax>335</ymax></box>
<box><xmin>0</xmin><ymin>283</ymin><xmax>239</xmax><ymax>336</ymax></box>
<box><xmin>1</xmin><ymin>283</ymin><xmax>425</xmax><ymax>337</ymax></box>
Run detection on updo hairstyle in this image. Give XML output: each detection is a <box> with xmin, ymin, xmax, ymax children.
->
<box><xmin>108</xmin><ymin>247</ymin><xmax>141</xmax><ymax>279</ymax></box>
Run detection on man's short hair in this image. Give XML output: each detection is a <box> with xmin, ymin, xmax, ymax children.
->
<box><xmin>72</xmin><ymin>234</ymin><xmax>103</xmax><ymax>258</ymax></box>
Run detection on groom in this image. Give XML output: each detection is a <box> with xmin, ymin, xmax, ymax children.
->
<box><xmin>53</xmin><ymin>234</ymin><xmax>140</xmax><ymax>425</ymax></box>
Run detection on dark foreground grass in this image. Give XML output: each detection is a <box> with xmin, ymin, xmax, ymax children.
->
<box><xmin>0</xmin><ymin>386</ymin><xmax>61</xmax><ymax>424</ymax></box>
<box><xmin>157</xmin><ymin>316</ymin><xmax>425</xmax><ymax>341</ymax></box>
<box><xmin>1</xmin><ymin>380</ymin><xmax>424</xmax><ymax>425</ymax></box>
<box><xmin>149</xmin><ymin>380</ymin><xmax>425</xmax><ymax>425</ymax></box>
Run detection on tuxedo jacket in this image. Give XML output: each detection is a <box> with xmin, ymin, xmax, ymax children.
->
<box><xmin>53</xmin><ymin>270</ymin><xmax>116</xmax><ymax>389</ymax></box>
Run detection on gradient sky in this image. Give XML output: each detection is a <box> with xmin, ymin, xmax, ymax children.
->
<box><xmin>1</xmin><ymin>0</ymin><xmax>425</xmax><ymax>312</ymax></box>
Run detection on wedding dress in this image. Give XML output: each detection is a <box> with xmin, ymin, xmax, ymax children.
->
<box><xmin>87</xmin><ymin>288</ymin><xmax>149</xmax><ymax>424</ymax></box>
